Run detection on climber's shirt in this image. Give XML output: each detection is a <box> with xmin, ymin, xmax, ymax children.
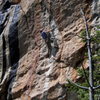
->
<box><xmin>41</xmin><ymin>32</ymin><xmax>48</xmax><ymax>40</ymax></box>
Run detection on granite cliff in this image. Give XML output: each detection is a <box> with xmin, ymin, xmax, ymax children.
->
<box><xmin>0</xmin><ymin>0</ymin><xmax>99</xmax><ymax>100</ymax></box>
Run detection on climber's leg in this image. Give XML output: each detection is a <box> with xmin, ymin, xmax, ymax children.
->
<box><xmin>45</xmin><ymin>39</ymin><xmax>52</xmax><ymax>57</ymax></box>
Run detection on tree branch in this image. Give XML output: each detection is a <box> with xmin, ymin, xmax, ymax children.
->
<box><xmin>67</xmin><ymin>79</ymin><xmax>89</xmax><ymax>90</ymax></box>
<box><xmin>81</xmin><ymin>63</ymin><xmax>92</xmax><ymax>88</ymax></box>
<box><xmin>93</xmin><ymin>85</ymin><xmax>100</xmax><ymax>89</ymax></box>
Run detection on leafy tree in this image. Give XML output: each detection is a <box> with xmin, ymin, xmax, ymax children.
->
<box><xmin>66</xmin><ymin>27</ymin><xmax>100</xmax><ymax>100</ymax></box>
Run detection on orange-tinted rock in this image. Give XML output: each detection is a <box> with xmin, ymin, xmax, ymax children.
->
<box><xmin>9</xmin><ymin>0</ymin><xmax>21</xmax><ymax>4</ymax></box>
<box><xmin>0</xmin><ymin>0</ymin><xmax>99</xmax><ymax>100</ymax></box>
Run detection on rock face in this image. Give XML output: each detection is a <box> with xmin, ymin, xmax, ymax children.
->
<box><xmin>91</xmin><ymin>0</ymin><xmax>100</xmax><ymax>26</ymax></box>
<box><xmin>0</xmin><ymin>0</ymin><xmax>99</xmax><ymax>100</ymax></box>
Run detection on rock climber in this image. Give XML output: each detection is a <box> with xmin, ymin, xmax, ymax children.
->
<box><xmin>51</xmin><ymin>39</ymin><xmax>59</xmax><ymax>58</ymax></box>
<box><xmin>40</xmin><ymin>29</ymin><xmax>52</xmax><ymax>57</ymax></box>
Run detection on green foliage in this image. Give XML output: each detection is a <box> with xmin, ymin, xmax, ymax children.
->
<box><xmin>66</xmin><ymin>26</ymin><xmax>100</xmax><ymax>100</ymax></box>
<box><xmin>91</xmin><ymin>30</ymin><xmax>100</xmax><ymax>44</ymax></box>
<box><xmin>80</xmin><ymin>29</ymin><xmax>86</xmax><ymax>37</ymax></box>
<box><xmin>66</xmin><ymin>80</ymin><xmax>89</xmax><ymax>100</ymax></box>
<box><xmin>77</xmin><ymin>68</ymin><xmax>88</xmax><ymax>79</ymax></box>
<box><xmin>92</xmin><ymin>31</ymin><xmax>100</xmax><ymax>98</ymax></box>
<box><xmin>80</xmin><ymin>29</ymin><xmax>87</xmax><ymax>42</ymax></box>
<box><xmin>77</xmin><ymin>89</ymin><xmax>88</xmax><ymax>100</ymax></box>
